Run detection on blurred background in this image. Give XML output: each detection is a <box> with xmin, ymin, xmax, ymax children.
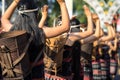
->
<box><xmin>0</xmin><ymin>0</ymin><xmax>120</xmax><ymax>28</ymax></box>
<box><xmin>0</xmin><ymin>0</ymin><xmax>89</xmax><ymax>26</ymax></box>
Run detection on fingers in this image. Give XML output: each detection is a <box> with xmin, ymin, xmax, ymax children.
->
<box><xmin>92</xmin><ymin>13</ymin><xmax>99</xmax><ymax>20</ymax></box>
<box><xmin>83</xmin><ymin>5</ymin><xmax>92</xmax><ymax>16</ymax></box>
<box><xmin>104</xmin><ymin>22</ymin><xmax>112</xmax><ymax>26</ymax></box>
<box><xmin>57</xmin><ymin>0</ymin><xmax>65</xmax><ymax>4</ymax></box>
<box><xmin>83</xmin><ymin>5</ymin><xmax>89</xmax><ymax>12</ymax></box>
<box><xmin>83</xmin><ymin>5</ymin><xmax>88</xmax><ymax>9</ymax></box>
<box><xmin>41</xmin><ymin>5</ymin><xmax>48</xmax><ymax>12</ymax></box>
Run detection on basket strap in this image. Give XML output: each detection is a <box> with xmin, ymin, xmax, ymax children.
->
<box><xmin>0</xmin><ymin>33</ymin><xmax>34</xmax><ymax>78</ymax></box>
<box><xmin>12</xmin><ymin>33</ymin><xmax>33</xmax><ymax>67</ymax></box>
<box><xmin>0</xmin><ymin>45</ymin><xmax>15</xmax><ymax>77</ymax></box>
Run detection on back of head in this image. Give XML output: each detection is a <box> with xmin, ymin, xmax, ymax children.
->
<box><xmin>11</xmin><ymin>0</ymin><xmax>44</xmax><ymax>46</ymax></box>
<box><xmin>12</xmin><ymin>0</ymin><xmax>38</xmax><ymax>31</ymax></box>
<box><xmin>18</xmin><ymin>0</ymin><xmax>37</xmax><ymax>10</ymax></box>
<box><xmin>70</xmin><ymin>17</ymin><xmax>80</xmax><ymax>32</ymax></box>
<box><xmin>55</xmin><ymin>15</ymin><xmax>62</xmax><ymax>26</ymax></box>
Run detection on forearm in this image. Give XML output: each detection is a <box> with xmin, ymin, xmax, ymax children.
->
<box><xmin>86</xmin><ymin>16</ymin><xmax>93</xmax><ymax>34</ymax></box>
<box><xmin>2</xmin><ymin>0</ymin><xmax>20</xmax><ymax>20</ymax></box>
<box><xmin>59</xmin><ymin>2</ymin><xmax>70</xmax><ymax>31</ymax></box>
<box><xmin>100</xmin><ymin>26</ymin><xmax>113</xmax><ymax>42</ymax></box>
<box><xmin>113</xmin><ymin>41</ymin><xmax>117</xmax><ymax>51</ymax></box>
<box><xmin>110</xmin><ymin>26</ymin><xmax>116</xmax><ymax>38</ymax></box>
<box><xmin>38</xmin><ymin>16</ymin><xmax>47</xmax><ymax>28</ymax></box>
<box><xmin>94</xmin><ymin>19</ymin><xmax>101</xmax><ymax>38</ymax></box>
<box><xmin>80</xmin><ymin>35</ymin><xmax>97</xmax><ymax>44</ymax></box>
<box><xmin>107</xmin><ymin>25</ymin><xmax>113</xmax><ymax>39</ymax></box>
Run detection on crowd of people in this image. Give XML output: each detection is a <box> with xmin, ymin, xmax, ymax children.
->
<box><xmin>0</xmin><ymin>0</ymin><xmax>120</xmax><ymax>80</ymax></box>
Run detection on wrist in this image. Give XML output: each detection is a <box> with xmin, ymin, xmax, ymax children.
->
<box><xmin>87</xmin><ymin>16</ymin><xmax>92</xmax><ymax>19</ymax></box>
<box><xmin>59</xmin><ymin>2</ymin><xmax>65</xmax><ymax>6</ymax></box>
<box><xmin>42</xmin><ymin>15</ymin><xmax>47</xmax><ymax>19</ymax></box>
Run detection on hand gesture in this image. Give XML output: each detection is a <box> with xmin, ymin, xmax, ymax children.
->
<box><xmin>83</xmin><ymin>5</ymin><xmax>92</xmax><ymax>17</ymax></box>
<box><xmin>104</xmin><ymin>22</ymin><xmax>112</xmax><ymax>27</ymax></box>
<box><xmin>92</xmin><ymin>13</ymin><xmax>99</xmax><ymax>20</ymax></box>
<box><xmin>41</xmin><ymin>5</ymin><xmax>48</xmax><ymax>17</ymax></box>
<box><xmin>57</xmin><ymin>0</ymin><xmax>65</xmax><ymax>4</ymax></box>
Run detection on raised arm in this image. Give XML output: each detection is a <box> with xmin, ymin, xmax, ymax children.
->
<box><xmin>38</xmin><ymin>5</ymin><xmax>48</xmax><ymax>28</ymax></box>
<box><xmin>1</xmin><ymin>0</ymin><xmax>20</xmax><ymax>31</ymax></box>
<box><xmin>65</xmin><ymin>5</ymin><xmax>94</xmax><ymax>41</ymax></box>
<box><xmin>80</xmin><ymin>5</ymin><xmax>93</xmax><ymax>36</ymax></box>
<box><xmin>99</xmin><ymin>23</ymin><xmax>114</xmax><ymax>42</ymax></box>
<box><xmin>80</xmin><ymin>17</ymin><xmax>102</xmax><ymax>44</ymax></box>
<box><xmin>43</xmin><ymin>0</ymin><xmax>70</xmax><ymax>38</ymax></box>
<box><xmin>108</xmin><ymin>37</ymin><xmax>118</xmax><ymax>51</ymax></box>
<box><xmin>70</xmin><ymin>5</ymin><xmax>93</xmax><ymax>38</ymax></box>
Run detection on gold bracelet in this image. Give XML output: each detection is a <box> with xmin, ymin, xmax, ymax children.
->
<box><xmin>14</xmin><ymin>0</ymin><xmax>19</xmax><ymax>3</ymax></box>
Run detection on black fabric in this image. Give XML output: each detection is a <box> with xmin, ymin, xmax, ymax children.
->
<box><xmin>80</xmin><ymin>43</ymin><xmax>93</xmax><ymax>80</ymax></box>
<box><xmin>62</xmin><ymin>45</ymin><xmax>73</xmax><ymax>76</ymax></box>
<box><xmin>11</xmin><ymin>10</ymin><xmax>39</xmax><ymax>45</ymax></box>
<box><xmin>82</xmin><ymin>35</ymin><xmax>97</xmax><ymax>44</ymax></box>
<box><xmin>72</xmin><ymin>41</ymin><xmax>81</xmax><ymax>80</ymax></box>
<box><xmin>9</xmin><ymin>0</ymin><xmax>45</xmax><ymax>79</ymax></box>
<box><xmin>81</xmin><ymin>43</ymin><xmax>93</xmax><ymax>62</ymax></box>
<box><xmin>71</xmin><ymin>27</ymin><xmax>80</xmax><ymax>32</ymax></box>
<box><xmin>10</xmin><ymin>27</ymin><xmax>45</xmax><ymax>60</ymax></box>
<box><xmin>70</xmin><ymin>18</ymin><xmax>80</xmax><ymax>26</ymax></box>
<box><xmin>114</xmin><ymin>75</ymin><xmax>120</xmax><ymax>80</ymax></box>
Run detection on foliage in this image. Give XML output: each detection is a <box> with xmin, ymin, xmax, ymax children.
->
<box><xmin>1</xmin><ymin>0</ymin><xmax>110</xmax><ymax>26</ymax></box>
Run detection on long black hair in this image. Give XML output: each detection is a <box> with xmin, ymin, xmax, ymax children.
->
<box><xmin>10</xmin><ymin>0</ymin><xmax>45</xmax><ymax>46</ymax></box>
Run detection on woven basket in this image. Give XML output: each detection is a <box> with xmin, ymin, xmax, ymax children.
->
<box><xmin>0</xmin><ymin>31</ymin><xmax>31</xmax><ymax>80</ymax></box>
<box><xmin>44</xmin><ymin>35</ymin><xmax>67</xmax><ymax>75</ymax></box>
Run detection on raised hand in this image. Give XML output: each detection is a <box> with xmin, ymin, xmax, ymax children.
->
<box><xmin>83</xmin><ymin>5</ymin><xmax>92</xmax><ymax>17</ymax></box>
<box><xmin>104</xmin><ymin>22</ymin><xmax>112</xmax><ymax>27</ymax></box>
<box><xmin>92</xmin><ymin>13</ymin><xmax>99</xmax><ymax>20</ymax></box>
<box><xmin>57</xmin><ymin>0</ymin><xmax>65</xmax><ymax>4</ymax></box>
<box><xmin>41</xmin><ymin>5</ymin><xmax>48</xmax><ymax>17</ymax></box>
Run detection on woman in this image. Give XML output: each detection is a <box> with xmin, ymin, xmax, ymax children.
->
<box><xmin>1</xmin><ymin>0</ymin><xmax>70</xmax><ymax>80</ymax></box>
<box><xmin>42</xmin><ymin>5</ymin><xmax>94</xmax><ymax>80</ymax></box>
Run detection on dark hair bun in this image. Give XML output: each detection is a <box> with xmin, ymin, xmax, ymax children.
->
<box><xmin>70</xmin><ymin>18</ymin><xmax>80</xmax><ymax>32</ymax></box>
<box><xmin>70</xmin><ymin>18</ymin><xmax>80</xmax><ymax>26</ymax></box>
<box><xmin>18</xmin><ymin>0</ymin><xmax>37</xmax><ymax>10</ymax></box>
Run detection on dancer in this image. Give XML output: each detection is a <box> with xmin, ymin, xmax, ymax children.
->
<box><xmin>1</xmin><ymin>0</ymin><xmax>70</xmax><ymax>80</ymax></box>
<box><xmin>41</xmin><ymin>5</ymin><xmax>94</xmax><ymax>80</ymax></box>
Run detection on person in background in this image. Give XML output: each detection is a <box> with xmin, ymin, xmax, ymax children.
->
<box><xmin>39</xmin><ymin>4</ymin><xmax>94</xmax><ymax>80</ymax></box>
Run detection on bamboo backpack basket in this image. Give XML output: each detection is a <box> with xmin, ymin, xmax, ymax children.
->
<box><xmin>0</xmin><ymin>31</ymin><xmax>32</xmax><ymax>80</ymax></box>
<box><xmin>44</xmin><ymin>34</ymin><xmax>67</xmax><ymax>75</ymax></box>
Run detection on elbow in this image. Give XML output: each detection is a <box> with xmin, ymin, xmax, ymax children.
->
<box><xmin>1</xmin><ymin>17</ymin><xmax>4</xmax><ymax>23</ymax></box>
<box><xmin>108</xmin><ymin>35</ymin><xmax>114</xmax><ymax>40</ymax></box>
<box><xmin>1</xmin><ymin>15</ymin><xmax>6</xmax><ymax>21</ymax></box>
<box><xmin>62</xmin><ymin>23</ymin><xmax>70</xmax><ymax>32</ymax></box>
<box><xmin>90</xmin><ymin>30</ymin><xmax>94</xmax><ymax>35</ymax></box>
<box><xmin>87</xmin><ymin>30</ymin><xmax>94</xmax><ymax>36</ymax></box>
<box><xmin>94</xmin><ymin>33</ymin><xmax>101</xmax><ymax>39</ymax></box>
<box><xmin>1</xmin><ymin>17</ymin><xmax>6</xmax><ymax>24</ymax></box>
<box><xmin>112</xmin><ymin>34</ymin><xmax>116</xmax><ymax>39</ymax></box>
